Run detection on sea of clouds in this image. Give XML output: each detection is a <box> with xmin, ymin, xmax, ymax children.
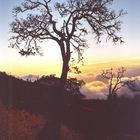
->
<box><xmin>80</xmin><ymin>66</ymin><xmax>140</xmax><ymax>99</ymax></box>
<box><xmin>20</xmin><ymin>65</ymin><xmax>140</xmax><ymax>100</ymax></box>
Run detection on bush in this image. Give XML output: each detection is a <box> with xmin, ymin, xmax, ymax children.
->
<box><xmin>36</xmin><ymin>75</ymin><xmax>85</xmax><ymax>98</ymax></box>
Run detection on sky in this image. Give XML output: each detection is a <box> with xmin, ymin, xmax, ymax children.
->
<box><xmin>0</xmin><ymin>0</ymin><xmax>140</xmax><ymax>78</ymax></box>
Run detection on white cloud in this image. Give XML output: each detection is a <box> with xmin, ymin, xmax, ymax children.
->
<box><xmin>21</xmin><ymin>74</ymin><xmax>40</xmax><ymax>82</ymax></box>
<box><xmin>81</xmin><ymin>81</ymin><xmax>108</xmax><ymax>99</ymax></box>
<box><xmin>81</xmin><ymin>74</ymin><xmax>140</xmax><ymax>99</ymax></box>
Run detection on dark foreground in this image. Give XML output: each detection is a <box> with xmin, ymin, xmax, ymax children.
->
<box><xmin>0</xmin><ymin>72</ymin><xmax>140</xmax><ymax>140</ymax></box>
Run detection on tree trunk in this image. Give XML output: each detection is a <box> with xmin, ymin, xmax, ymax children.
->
<box><xmin>60</xmin><ymin>59</ymin><xmax>69</xmax><ymax>86</ymax></box>
<box><xmin>58</xmin><ymin>39</ymin><xmax>71</xmax><ymax>87</ymax></box>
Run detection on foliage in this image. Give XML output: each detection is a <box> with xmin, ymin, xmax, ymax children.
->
<box><xmin>65</xmin><ymin>78</ymin><xmax>85</xmax><ymax>97</ymax></box>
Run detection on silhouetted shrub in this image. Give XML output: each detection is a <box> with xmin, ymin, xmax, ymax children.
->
<box><xmin>36</xmin><ymin>75</ymin><xmax>85</xmax><ymax>98</ymax></box>
<box><xmin>65</xmin><ymin>78</ymin><xmax>85</xmax><ymax>97</ymax></box>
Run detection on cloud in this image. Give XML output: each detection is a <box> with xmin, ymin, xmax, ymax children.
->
<box><xmin>126</xmin><ymin>66</ymin><xmax>140</xmax><ymax>77</ymax></box>
<box><xmin>21</xmin><ymin>74</ymin><xmax>39</xmax><ymax>82</ymax></box>
<box><xmin>117</xmin><ymin>79</ymin><xmax>140</xmax><ymax>98</ymax></box>
<box><xmin>77</xmin><ymin>73</ymin><xmax>96</xmax><ymax>83</ymax></box>
<box><xmin>81</xmin><ymin>81</ymin><xmax>108</xmax><ymax>99</ymax></box>
<box><xmin>94</xmin><ymin>74</ymin><xmax>108</xmax><ymax>84</ymax></box>
<box><xmin>118</xmin><ymin>86</ymin><xmax>136</xmax><ymax>98</ymax></box>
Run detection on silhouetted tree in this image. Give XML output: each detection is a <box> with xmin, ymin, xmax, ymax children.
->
<box><xmin>10</xmin><ymin>0</ymin><xmax>125</xmax><ymax>85</ymax></box>
<box><xmin>101</xmin><ymin>67</ymin><xmax>126</xmax><ymax>100</ymax></box>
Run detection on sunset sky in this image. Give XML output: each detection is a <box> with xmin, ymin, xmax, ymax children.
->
<box><xmin>0</xmin><ymin>0</ymin><xmax>140</xmax><ymax>78</ymax></box>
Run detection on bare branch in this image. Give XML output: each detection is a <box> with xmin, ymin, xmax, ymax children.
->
<box><xmin>101</xmin><ymin>67</ymin><xmax>126</xmax><ymax>100</ymax></box>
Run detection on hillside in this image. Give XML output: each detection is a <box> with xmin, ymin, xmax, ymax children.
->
<box><xmin>0</xmin><ymin>72</ymin><xmax>140</xmax><ymax>140</ymax></box>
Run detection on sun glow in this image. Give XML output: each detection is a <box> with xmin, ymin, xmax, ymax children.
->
<box><xmin>0</xmin><ymin>42</ymin><xmax>140</xmax><ymax>77</ymax></box>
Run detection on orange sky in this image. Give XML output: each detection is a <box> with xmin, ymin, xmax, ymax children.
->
<box><xmin>0</xmin><ymin>43</ymin><xmax>140</xmax><ymax>77</ymax></box>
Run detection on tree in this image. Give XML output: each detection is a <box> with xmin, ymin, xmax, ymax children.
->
<box><xmin>10</xmin><ymin>0</ymin><xmax>125</xmax><ymax>85</ymax></box>
<box><xmin>101</xmin><ymin>67</ymin><xmax>126</xmax><ymax>100</ymax></box>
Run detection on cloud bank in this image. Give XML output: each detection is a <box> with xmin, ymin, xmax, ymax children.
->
<box><xmin>80</xmin><ymin>66</ymin><xmax>140</xmax><ymax>99</ymax></box>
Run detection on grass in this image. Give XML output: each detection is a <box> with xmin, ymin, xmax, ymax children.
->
<box><xmin>0</xmin><ymin>104</ymin><xmax>45</xmax><ymax>140</ymax></box>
